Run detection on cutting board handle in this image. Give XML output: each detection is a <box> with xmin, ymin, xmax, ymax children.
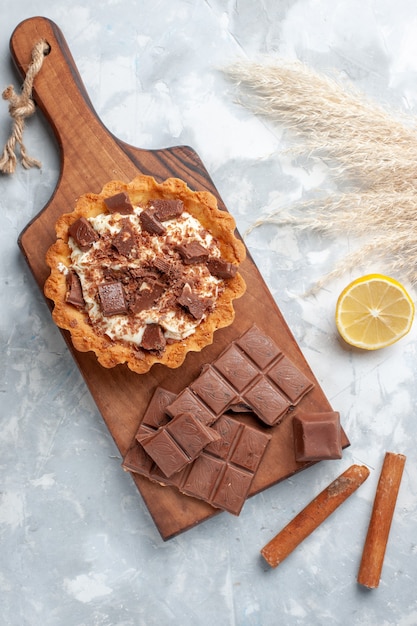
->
<box><xmin>9</xmin><ymin>16</ymin><xmax>135</xmax><ymax>177</ymax></box>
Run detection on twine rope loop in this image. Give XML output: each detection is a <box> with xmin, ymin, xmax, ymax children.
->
<box><xmin>0</xmin><ymin>38</ymin><xmax>49</xmax><ymax>175</ymax></box>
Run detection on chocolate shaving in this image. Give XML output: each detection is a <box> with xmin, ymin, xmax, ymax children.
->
<box><xmin>104</xmin><ymin>192</ymin><xmax>134</xmax><ymax>215</ymax></box>
<box><xmin>68</xmin><ymin>217</ymin><xmax>98</xmax><ymax>252</ymax></box>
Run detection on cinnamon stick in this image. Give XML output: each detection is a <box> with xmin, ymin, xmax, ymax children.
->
<box><xmin>261</xmin><ymin>464</ymin><xmax>370</xmax><ymax>568</ymax></box>
<box><xmin>357</xmin><ymin>452</ymin><xmax>406</xmax><ymax>588</ymax></box>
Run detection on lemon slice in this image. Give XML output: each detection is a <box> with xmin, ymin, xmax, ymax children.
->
<box><xmin>335</xmin><ymin>274</ymin><xmax>414</xmax><ymax>350</ymax></box>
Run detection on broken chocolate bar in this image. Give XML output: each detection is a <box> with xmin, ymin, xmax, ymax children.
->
<box><xmin>122</xmin><ymin>325</ymin><xmax>315</xmax><ymax>516</ymax></box>
<box><xmin>123</xmin><ymin>413</ymin><xmax>271</xmax><ymax>516</ymax></box>
<box><xmin>98</xmin><ymin>281</ymin><xmax>127</xmax><ymax>316</ymax></box>
<box><xmin>292</xmin><ymin>411</ymin><xmax>342</xmax><ymax>462</ymax></box>
<box><xmin>166</xmin><ymin>326</ymin><xmax>314</xmax><ymax>427</ymax></box>
<box><xmin>140</xmin><ymin>412</ymin><xmax>220</xmax><ymax>478</ymax></box>
<box><xmin>68</xmin><ymin>217</ymin><xmax>98</xmax><ymax>251</ymax></box>
<box><xmin>104</xmin><ymin>192</ymin><xmax>134</xmax><ymax>215</ymax></box>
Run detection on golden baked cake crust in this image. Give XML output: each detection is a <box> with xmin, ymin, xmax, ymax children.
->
<box><xmin>44</xmin><ymin>175</ymin><xmax>246</xmax><ymax>374</ymax></box>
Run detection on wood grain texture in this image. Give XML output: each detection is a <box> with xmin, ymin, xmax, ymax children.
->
<box><xmin>13</xmin><ymin>16</ymin><xmax>348</xmax><ymax>539</ymax></box>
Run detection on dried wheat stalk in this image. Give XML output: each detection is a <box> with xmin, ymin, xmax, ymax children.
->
<box><xmin>224</xmin><ymin>58</ymin><xmax>417</xmax><ymax>291</ymax></box>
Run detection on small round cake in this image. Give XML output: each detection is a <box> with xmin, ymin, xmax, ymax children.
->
<box><xmin>44</xmin><ymin>175</ymin><xmax>246</xmax><ymax>373</ymax></box>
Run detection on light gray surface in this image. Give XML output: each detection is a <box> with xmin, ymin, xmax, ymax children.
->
<box><xmin>1</xmin><ymin>1</ymin><xmax>416</xmax><ymax>625</ymax></box>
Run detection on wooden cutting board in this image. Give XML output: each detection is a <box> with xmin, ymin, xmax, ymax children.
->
<box><xmin>13</xmin><ymin>17</ymin><xmax>348</xmax><ymax>540</ymax></box>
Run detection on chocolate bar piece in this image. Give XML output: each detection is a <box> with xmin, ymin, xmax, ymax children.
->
<box><xmin>98</xmin><ymin>281</ymin><xmax>127</xmax><ymax>316</ymax></box>
<box><xmin>65</xmin><ymin>270</ymin><xmax>85</xmax><ymax>308</ymax></box>
<box><xmin>68</xmin><ymin>217</ymin><xmax>98</xmax><ymax>251</ymax></box>
<box><xmin>139</xmin><ymin>209</ymin><xmax>166</xmax><ymax>235</ymax></box>
<box><xmin>149</xmin><ymin>198</ymin><xmax>184</xmax><ymax>221</ymax></box>
<box><xmin>176</xmin><ymin>241</ymin><xmax>209</xmax><ymax>264</ymax></box>
<box><xmin>165</xmin><ymin>387</ymin><xmax>219</xmax><ymax>426</ymax></box>
<box><xmin>166</xmin><ymin>325</ymin><xmax>315</xmax><ymax>427</ymax></box>
<box><xmin>207</xmin><ymin>258</ymin><xmax>238</xmax><ymax>279</ymax></box>
<box><xmin>123</xmin><ymin>413</ymin><xmax>271</xmax><ymax>515</ymax></box>
<box><xmin>129</xmin><ymin>281</ymin><xmax>165</xmax><ymax>314</ymax></box>
<box><xmin>112</xmin><ymin>222</ymin><xmax>135</xmax><ymax>257</ymax></box>
<box><xmin>140</xmin><ymin>412</ymin><xmax>220</xmax><ymax>478</ymax></box>
<box><xmin>267</xmin><ymin>356</ymin><xmax>315</xmax><ymax>404</ymax></box>
<box><xmin>135</xmin><ymin>387</ymin><xmax>176</xmax><ymax>442</ymax></box>
<box><xmin>177</xmin><ymin>283</ymin><xmax>211</xmax><ymax>320</ymax></box>
<box><xmin>123</xmin><ymin>326</ymin><xmax>315</xmax><ymax>515</ymax></box>
<box><xmin>292</xmin><ymin>411</ymin><xmax>342</xmax><ymax>462</ymax></box>
<box><xmin>165</xmin><ymin>368</ymin><xmax>238</xmax><ymax>427</ymax></box>
<box><xmin>141</xmin><ymin>323</ymin><xmax>166</xmax><ymax>353</ymax></box>
<box><xmin>104</xmin><ymin>191</ymin><xmax>134</xmax><ymax>215</ymax></box>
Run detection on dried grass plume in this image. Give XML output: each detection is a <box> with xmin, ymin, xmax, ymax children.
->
<box><xmin>224</xmin><ymin>58</ymin><xmax>417</xmax><ymax>292</ymax></box>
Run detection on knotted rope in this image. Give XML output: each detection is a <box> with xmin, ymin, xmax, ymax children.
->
<box><xmin>0</xmin><ymin>39</ymin><xmax>50</xmax><ymax>174</ymax></box>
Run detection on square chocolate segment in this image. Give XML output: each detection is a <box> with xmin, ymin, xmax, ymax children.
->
<box><xmin>138</xmin><ymin>387</ymin><xmax>175</xmax><ymax>432</ymax></box>
<box><xmin>112</xmin><ymin>222</ymin><xmax>135</xmax><ymax>256</ymax></box>
<box><xmin>211</xmin><ymin>465</ymin><xmax>254</xmax><ymax>515</ymax></box>
<box><xmin>292</xmin><ymin>411</ymin><xmax>342</xmax><ymax>462</ymax></box>
<box><xmin>230</xmin><ymin>425</ymin><xmax>272</xmax><ymax>472</ymax></box>
<box><xmin>181</xmin><ymin>454</ymin><xmax>224</xmax><ymax>501</ymax></box>
<box><xmin>68</xmin><ymin>217</ymin><xmax>98</xmax><ymax>251</ymax></box>
<box><xmin>166</xmin><ymin>412</ymin><xmax>220</xmax><ymax>459</ymax></box>
<box><xmin>65</xmin><ymin>270</ymin><xmax>85</xmax><ymax>308</ymax></box>
<box><xmin>236</xmin><ymin>324</ymin><xmax>282</xmax><ymax>369</ymax></box>
<box><xmin>176</xmin><ymin>241</ymin><xmax>209</xmax><ymax>264</ymax></box>
<box><xmin>204</xmin><ymin>414</ymin><xmax>241</xmax><ymax>459</ymax></box>
<box><xmin>141</xmin><ymin>428</ymin><xmax>190</xmax><ymax>478</ymax></box>
<box><xmin>267</xmin><ymin>356</ymin><xmax>315</xmax><ymax>404</ymax></box>
<box><xmin>122</xmin><ymin>439</ymin><xmax>154</xmax><ymax>475</ymax></box>
<box><xmin>214</xmin><ymin>344</ymin><xmax>258</xmax><ymax>392</ymax></box>
<box><xmin>166</xmin><ymin>388</ymin><xmax>217</xmax><ymax>425</ymax></box>
<box><xmin>123</xmin><ymin>412</ymin><xmax>271</xmax><ymax>516</ymax></box>
<box><xmin>149</xmin><ymin>198</ymin><xmax>184</xmax><ymax>221</ymax></box>
<box><xmin>243</xmin><ymin>377</ymin><xmax>290</xmax><ymax>426</ymax></box>
<box><xmin>98</xmin><ymin>281</ymin><xmax>127</xmax><ymax>316</ymax></box>
<box><xmin>190</xmin><ymin>366</ymin><xmax>238</xmax><ymax>415</ymax></box>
